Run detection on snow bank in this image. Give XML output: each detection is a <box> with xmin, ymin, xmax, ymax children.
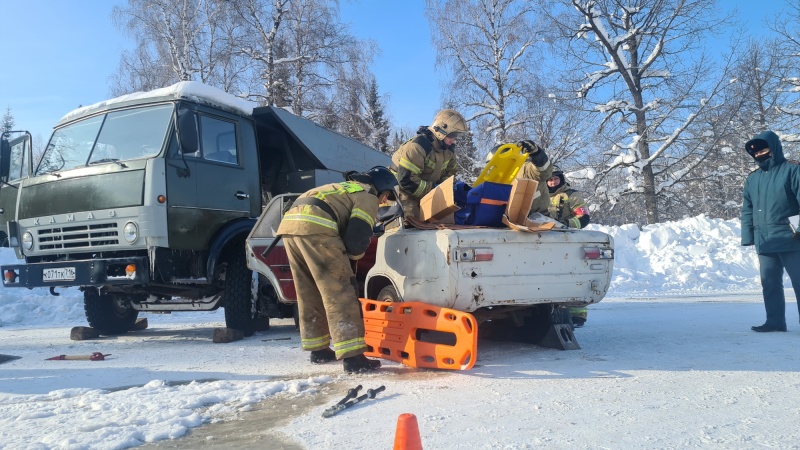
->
<box><xmin>588</xmin><ymin>215</ymin><xmax>761</xmax><ymax>295</ymax></box>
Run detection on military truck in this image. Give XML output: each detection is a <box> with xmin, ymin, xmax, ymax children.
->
<box><xmin>0</xmin><ymin>82</ymin><xmax>389</xmax><ymax>335</ymax></box>
<box><xmin>0</xmin><ymin>131</ymin><xmax>33</xmax><ymax>247</ymax></box>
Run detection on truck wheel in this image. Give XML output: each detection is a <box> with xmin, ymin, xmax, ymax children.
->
<box><xmin>83</xmin><ymin>290</ymin><xmax>139</xmax><ymax>335</ymax></box>
<box><xmin>223</xmin><ymin>250</ymin><xmax>260</xmax><ymax>336</ymax></box>
<box><xmin>377</xmin><ymin>285</ymin><xmax>402</xmax><ymax>302</ymax></box>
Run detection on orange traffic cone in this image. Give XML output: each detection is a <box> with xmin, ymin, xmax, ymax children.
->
<box><xmin>393</xmin><ymin>413</ymin><xmax>423</xmax><ymax>450</ymax></box>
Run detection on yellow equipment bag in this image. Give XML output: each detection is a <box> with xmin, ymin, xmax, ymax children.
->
<box><xmin>473</xmin><ymin>143</ymin><xmax>528</xmax><ymax>187</ymax></box>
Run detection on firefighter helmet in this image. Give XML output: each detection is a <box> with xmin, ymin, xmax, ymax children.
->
<box><xmin>429</xmin><ymin>109</ymin><xmax>469</xmax><ymax>141</ymax></box>
<box><xmin>349</xmin><ymin>166</ymin><xmax>398</xmax><ymax>200</ymax></box>
<box><xmin>485</xmin><ymin>144</ymin><xmax>502</xmax><ymax>162</ymax></box>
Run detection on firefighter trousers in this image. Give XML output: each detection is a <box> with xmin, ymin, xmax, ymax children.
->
<box><xmin>283</xmin><ymin>234</ymin><xmax>367</xmax><ymax>359</ymax></box>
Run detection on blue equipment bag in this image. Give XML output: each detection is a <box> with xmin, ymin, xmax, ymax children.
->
<box><xmin>454</xmin><ymin>182</ymin><xmax>512</xmax><ymax>227</ymax></box>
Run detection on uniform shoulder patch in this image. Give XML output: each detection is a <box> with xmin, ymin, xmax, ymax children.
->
<box><xmin>340</xmin><ymin>181</ymin><xmax>365</xmax><ymax>193</ymax></box>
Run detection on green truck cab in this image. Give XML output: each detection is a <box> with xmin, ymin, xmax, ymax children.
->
<box><xmin>0</xmin><ymin>82</ymin><xmax>389</xmax><ymax>335</ymax></box>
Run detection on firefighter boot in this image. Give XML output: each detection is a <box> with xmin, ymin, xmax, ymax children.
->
<box><xmin>343</xmin><ymin>354</ymin><xmax>381</xmax><ymax>373</ymax></box>
<box><xmin>310</xmin><ymin>348</ymin><xmax>337</xmax><ymax>364</ymax></box>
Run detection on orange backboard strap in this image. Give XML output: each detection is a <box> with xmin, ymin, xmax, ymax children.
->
<box><xmin>360</xmin><ymin>298</ymin><xmax>478</xmax><ymax>370</ymax></box>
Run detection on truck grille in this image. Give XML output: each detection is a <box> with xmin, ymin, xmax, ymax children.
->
<box><xmin>37</xmin><ymin>222</ymin><xmax>119</xmax><ymax>250</ymax></box>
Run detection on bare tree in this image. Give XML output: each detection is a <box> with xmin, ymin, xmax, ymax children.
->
<box><xmin>769</xmin><ymin>0</ymin><xmax>800</xmax><ymax>141</ymax></box>
<box><xmin>231</xmin><ymin>0</ymin><xmax>374</xmax><ymax>115</ymax></box>
<box><xmin>426</xmin><ymin>0</ymin><xmax>541</xmax><ymax>149</ymax></box>
<box><xmin>233</xmin><ymin>0</ymin><xmax>292</xmax><ymax>107</ymax></box>
<box><xmin>547</xmin><ymin>0</ymin><xmax>736</xmax><ymax>224</ymax></box>
<box><xmin>111</xmin><ymin>0</ymin><xmax>240</xmax><ymax>95</ymax></box>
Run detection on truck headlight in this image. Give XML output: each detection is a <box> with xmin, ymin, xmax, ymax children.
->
<box><xmin>123</xmin><ymin>222</ymin><xmax>138</xmax><ymax>244</ymax></box>
<box><xmin>22</xmin><ymin>232</ymin><xmax>33</xmax><ymax>250</ymax></box>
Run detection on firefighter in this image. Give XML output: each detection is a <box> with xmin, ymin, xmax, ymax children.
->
<box><xmin>516</xmin><ymin>140</ymin><xmax>554</xmax><ymax>215</ymax></box>
<box><xmin>547</xmin><ymin>166</ymin><xmax>592</xmax><ymax>327</ymax></box>
<box><xmin>276</xmin><ymin>167</ymin><xmax>398</xmax><ymax>373</ymax></box>
<box><xmin>390</xmin><ymin>109</ymin><xmax>469</xmax><ymax>219</ymax></box>
<box><xmin>484</xmin><ymin>140</ymin><xmax>553</xmax><ymax>214</ymax></box>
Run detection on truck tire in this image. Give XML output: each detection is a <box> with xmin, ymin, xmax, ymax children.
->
<box><xmin>223</xmin><ymin>249</ymin><xmax>261</xmax><ymax>336</ymax></box>
<box><xmin>377</xmin><ymin>285</ymin><xmax>402</xmax><ymax>302</ymax></box>
<box><xmin>83</xmin><ymin>290</ymin><xmax>139</xmax><ymax>335</ymax></box>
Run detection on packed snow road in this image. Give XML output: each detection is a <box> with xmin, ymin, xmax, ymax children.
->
<box><xmin>2</xmin><ymin>292</ymin><xmax>800</xmax><ymax>449</ymax></box>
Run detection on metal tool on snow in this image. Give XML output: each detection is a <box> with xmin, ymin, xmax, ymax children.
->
<box><xmin>322</xmin><ymin>385</ymin><xmax>385</xmax><ymax>418</ymax></box>
<box><xmin>322</xmin><ymin>384</ymin><xmax>362</xmax><ymax>417</ymax></box>
<box><xmin>46</xmin><ymin>352</ymin><xmax>110</xmax><ymax>361</ymax></box>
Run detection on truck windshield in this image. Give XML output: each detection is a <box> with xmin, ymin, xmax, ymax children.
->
<box><xmin>37</xmin><ymin>104</ymin><xmax>174</xmax><ymax>175</ymax></box>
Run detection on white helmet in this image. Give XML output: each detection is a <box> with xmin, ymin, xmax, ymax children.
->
<box><xmin>429</xmin><ymin>109</ymin><xmax>469</xmax><ymax>141</ymax></box>
<box><xmin>485</xmin><ymin>144</ymin><xmax>502</xmax><ymax>162</ymax></box>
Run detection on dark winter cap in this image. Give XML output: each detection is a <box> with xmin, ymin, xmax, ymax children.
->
<box><xmin>745</xmin><ymin>138</ymin><xmax>769</xmax><ymax>157</ymax></box>
<box><xmin>548</xmin><ymin>166</ymin><xmax>566</xmax><ymax>194</ymax></box>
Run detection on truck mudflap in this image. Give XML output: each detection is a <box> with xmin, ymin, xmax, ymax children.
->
<box><xmin>1</xmin><ymin>256</ymin><xmax>149</xmax><ymax>288</ymax></box>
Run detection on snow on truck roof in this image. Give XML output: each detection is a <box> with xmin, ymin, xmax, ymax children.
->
<box><xmin>57</xmin><ymin>81</ymin><xmax>256</xmax><ymax>126</ymax></box>
<box><xmin>56</xmin><ymin>81</ymin><xmax>391</xmax><ymax>171</ymax></box>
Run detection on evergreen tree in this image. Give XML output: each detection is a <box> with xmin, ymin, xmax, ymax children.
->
<box><xmin>2</xmin><ymin>106</ymin><xmax>15</xmax><ymax>134</ymax></box>
<box><xmin>365</xmin><ymin>79</ymin><xmax>390</xmax><ymax>154</ymax></box>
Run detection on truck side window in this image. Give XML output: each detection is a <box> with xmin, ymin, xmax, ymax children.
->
<box><xmin>8</xmin><ymin>138</ymin><xmax>28</xmax><ymax>181</ymax></box>
<box><xmin>200</xmin><ymin>115</ymin><xmax>237</xmax><ymax>165</ymax></box>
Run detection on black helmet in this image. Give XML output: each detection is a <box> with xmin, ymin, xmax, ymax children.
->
<box><xmin>548</xmin><ymin>165</ymin><xmax>566</xmax><ymax>194</ymax></box>
<box><xmin>348</xmin><ymin>166</ymin><xmax>398</xmax><ymax>200</ymax></box>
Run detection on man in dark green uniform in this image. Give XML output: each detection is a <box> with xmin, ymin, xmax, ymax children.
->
<box><xmin>742</xmin><ymin>130</ymin><xmax>800</xmax><ymax>332</ymax></box>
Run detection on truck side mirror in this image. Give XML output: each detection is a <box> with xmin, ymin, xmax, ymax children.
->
<box><xmin>176</xmin><ymin>104</ymin><xmax>199</xmax><ymax>155</ymax></box>
<box><xmin>0</xmin><ymin>133</ymin><xmax>11</xmax><ymax>182</ymax></box>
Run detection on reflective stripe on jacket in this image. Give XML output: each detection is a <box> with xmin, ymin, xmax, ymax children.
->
<box><xmin>277</xmin><ymin>181</ymin><xmax>378</xmax><ymax>259</ymax></box>
<box><xmin>390</xmin><ymin>130</ymin><xmax>457</xmax><ymax>199</ymax></box>
<box><xmin>548</xmin><ymin>185</ymin><xmax>590</xmax><ymax>229</ymax></box>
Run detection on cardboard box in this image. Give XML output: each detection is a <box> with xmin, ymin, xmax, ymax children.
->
<box><xmin>505</xmin><ymin>178</ymin><xmax>537</xmax><ymax>223</ymax></box>
<box><xmin>419</xmin><ymin>176</ymin><xmax>461</xmax><ymax>221</ymax></box>
<box><xmin>502</xmin><ymin>178</ymin><xmax>557</xmax><ymax>232</ymax></box>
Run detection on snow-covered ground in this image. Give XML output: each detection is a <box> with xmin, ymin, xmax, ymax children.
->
<box><xmin>2</xmin><ymin>215</ymin><xmax>799</xmax><ymax>449</ymax></box>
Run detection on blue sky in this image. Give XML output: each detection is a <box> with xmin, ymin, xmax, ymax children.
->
<box><xmin>0</xmin><ymin>0</ymin><xmax>788</xmax><ymax>142</ymax></box>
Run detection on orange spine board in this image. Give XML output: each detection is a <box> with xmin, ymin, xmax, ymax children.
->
<box><xmin>360</xmin><ymin>298</ymin><xmax>478</xmax><ymax>370</ymax></box>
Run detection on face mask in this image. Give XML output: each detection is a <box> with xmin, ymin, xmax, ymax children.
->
<box><xmin>754</xmin><ymin>151</ymin><xmax>772</xmax><ymax>162</ymax></box>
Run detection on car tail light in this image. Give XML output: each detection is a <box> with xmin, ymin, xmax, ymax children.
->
<box><xmin>582</xmin><ymin>247</ymin><xmax>613</xmax><ymax>260</ymax></box>
<box><xmin>455</xmin><ymin>247</ymin><xmax>494</xmax><ymax>262</ymax></box>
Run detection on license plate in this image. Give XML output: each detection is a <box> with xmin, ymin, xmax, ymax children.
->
<box><xmin>42</xmin><ymin>267</ymin><xmax>76</xmax><ymax>282</ymax></box>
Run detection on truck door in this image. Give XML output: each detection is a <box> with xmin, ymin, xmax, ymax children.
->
<box><xmin>0</xmin><ymin>132</ymin><xmax>31</xmax><ymax>246</ymax></box>
<box><xmin>165</xmin><ymin>109</ymin><xmax>260</xmax><ymax>249</ymax></box>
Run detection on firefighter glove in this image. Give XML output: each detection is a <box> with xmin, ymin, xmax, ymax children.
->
<box><xmin>518</xmin><ymin>140</ymin><xmax>549</xmax><ymax>166</ymax></box>
<box><xmin>518</xmin><ymin>140</ymin><xmax>540</xmax><ymax>155</ymax></box>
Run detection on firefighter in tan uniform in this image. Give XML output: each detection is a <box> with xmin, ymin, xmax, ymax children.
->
<box><xmin>485</xmin><ymin>139</ymin><xmax>553</xmax><ymax>214</ymax></box>
<box><xmin>547</xmin><ymin>166</ymin><xmax>592</xmax><ymax>327</ymax></box>
<box><xmin>276</xmin><ymin>167</ymin><xmax>398</xmax><ymax>373</ymax></box>
<box><xmin>516</xmin><ymin>140</ymin><xmax>554</xmax><ymax>214</ymax></box>
<box><xmin>391</xmin><ymin>109</ymin><xmax>469</xmax><ymax>219</ymax></box>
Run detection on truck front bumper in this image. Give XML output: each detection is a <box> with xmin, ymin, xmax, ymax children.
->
<box><xmin>1</xmin><ymin>257</ymin><xmax>149</xmax><ymax>288</ymax></box>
